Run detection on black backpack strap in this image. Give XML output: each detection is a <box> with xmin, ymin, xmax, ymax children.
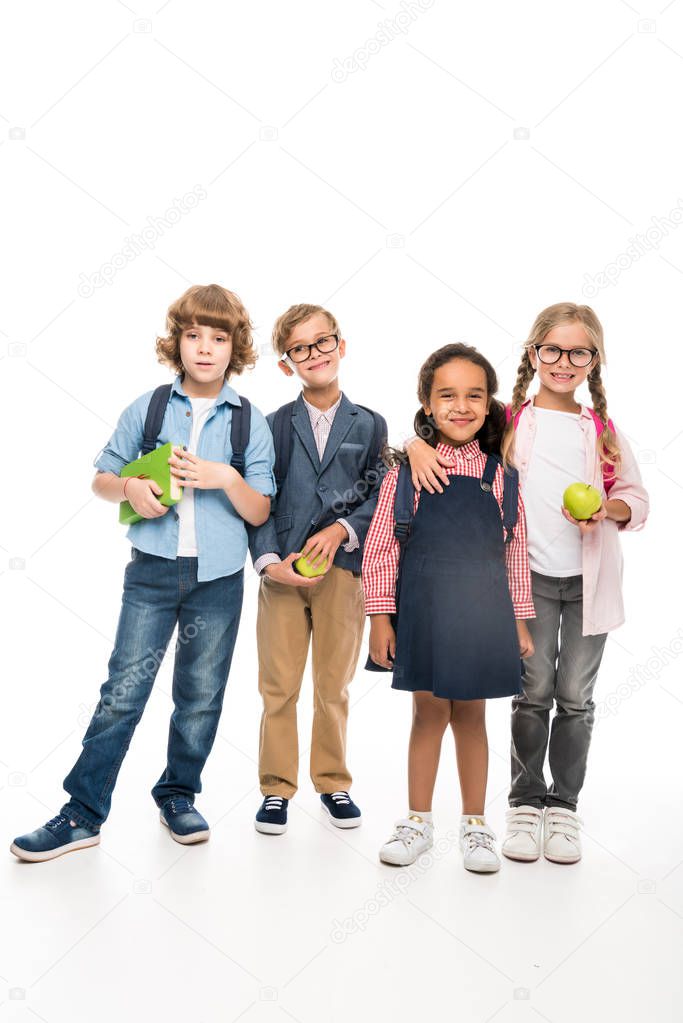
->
<box><xmin>481</xmin><ymin>453</ymin><xmax>518</xmax><ymax>544</ymax></box>
<box><xmin>141</xmin><ymin>384</ymin><xmax>173</xmax><ymax>455</ymax></box>
<box><xmin>394</xmin><ymin>462</ymin><xmax>415</xmax><ymax>545</ymax></box>
<box><xmin>355</xmin><ymin>404</ymin><xmax>387</xmax><ymax>468</ymax></box>
<box><xmin>229</xmin><ymin>396</ymin><xmax>251</xmax><ymax>476</ymax></box>
<box><xmin>502</xmin><ymin>463</ymin><xmax>519</xmax><ymax>545</ymax></box>
<box><xmin>272</xmin><ymin>401</ymin><xmax>296</xmax><ymax>491</ymax></box>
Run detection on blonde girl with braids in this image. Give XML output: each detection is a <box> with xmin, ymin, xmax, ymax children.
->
<box><xmin>404</xmin><ymin>303</ymin><xmax>648</xmax><ymax>866</ymax></box>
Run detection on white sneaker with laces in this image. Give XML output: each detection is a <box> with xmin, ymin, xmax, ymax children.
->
<box><xmin>459</xmin><ymin>817</ymin><xmax>501</xmax><ymax>873</ymax></box>
<box><xmin>502</xmin><ymin>805</ymin><xmax>544</xmax><ymax>862</ymax></box>
<box><xmin>379</xmin><ymin>816</ymin><xmax>434</xmax><ymax>866</ymax></box>
<box><xmin>544</xmin><ymin>807</ymin><xmax>582</xmax><ymax>863</ymax></box>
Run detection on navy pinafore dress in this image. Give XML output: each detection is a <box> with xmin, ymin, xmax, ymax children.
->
<box><xmin>391</xmin><ymin>453</ymin><xmax>522</xmax><ymax>701</ymax></box>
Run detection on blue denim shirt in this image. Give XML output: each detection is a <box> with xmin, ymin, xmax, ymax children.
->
<box><xmin>94</xmin><ymin>375</ymin><xmax>276</xmax><ymax>581</ymax></box>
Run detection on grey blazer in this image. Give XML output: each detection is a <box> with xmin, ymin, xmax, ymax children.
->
<box><xmin>247</xmin><ymin>392</ymin><xmax>387</xmax><ymax>574</ymax></box>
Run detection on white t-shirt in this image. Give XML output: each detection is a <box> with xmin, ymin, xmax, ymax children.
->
<box><xmin>523</xmin><ymin>406</ymin><xmax>585</xmax><ymax>577</ymax></box>
<box><xmin>176</xmin><ymin>396</ymin><xmax>216</xmax><ymax>557</ymax></box>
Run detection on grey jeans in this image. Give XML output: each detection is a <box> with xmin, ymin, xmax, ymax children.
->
<box><xmin>509</xmin><ymin>571</ymin><xmax>608</xmax><ymax>812</ymax></box>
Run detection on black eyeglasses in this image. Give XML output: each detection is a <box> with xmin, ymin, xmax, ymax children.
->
<box><xmin>532</xmin><ymin>343</ymin><xmax>597</xmax><ymax>368</ymax></box>
<box><xmin>283</xmin><ymin>334</ymin><xmax>340</xmax><ymax>364</ymax></box>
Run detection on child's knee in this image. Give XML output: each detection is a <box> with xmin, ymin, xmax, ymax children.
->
<box><xmin>412</xmin><ymin>694</ymin><xmax>451</xmax><ymax>731</ymax></box>
<box><xmin>450</xmin><ymin>698</ymin><xmax>486</xmax><ymax>725</ymax></box>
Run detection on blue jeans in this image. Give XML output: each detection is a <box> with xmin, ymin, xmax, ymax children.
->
<box><xmin>509</xmin><ymin>571</ymin><xmax>607</xmax><ymax>812</ymax></box>
<box><xmin>61</xmin><ymin>548</ymin><xmax>243</xmax><ymax>830</ymax></box>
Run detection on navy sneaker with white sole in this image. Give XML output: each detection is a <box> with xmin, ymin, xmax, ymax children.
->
<box><xmin>159</xmin><ymin>796</ymin><xmax>210</xmax><ymax>844</ymax></box>
<box><xmin>320</xmin><ymin>791</ymin><xmax>362</xmax><ymax>828</ymax></box>
<box><xmin>10</xmin><ymin>813</ymin><xmax>101</xmax><ymax>863</ymax></box>
<box><xmin>255</xmin><ymin>795</ymin><xmax>288</xmax><ymax>834</ymax></box>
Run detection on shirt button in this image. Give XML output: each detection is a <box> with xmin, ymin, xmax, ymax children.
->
<box><xmin>186</xmin><ymin>411</ymin><xmax>191</xmax><ymax>417</ymax></box>
<box><xmin>319</xmin><ymin>484</ymin><xmax>327</xmax><ymax>492</ymax></box>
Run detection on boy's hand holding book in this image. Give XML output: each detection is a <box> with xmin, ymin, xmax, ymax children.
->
<box><xmin>125</xmin><ymin>478</ymin><xmax>172</xmax><ymax>519</ymax></box>
<box><xmin>119</xmin><ymin>442</ymin><xmax>183</xmax><ymax>525</ymax></box>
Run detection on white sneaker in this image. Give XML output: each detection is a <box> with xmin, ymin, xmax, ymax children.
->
<box><xmin>459</xmin><ymin>818</ymin><xmax>501</xmax><ymax>873</ymax></box>
<box><xmin>543</xmin><ymin>807</ymin><xmax>582</xmax><ymax>863</ymax></box>
<box><xmin>502</xmin><ymin>805</ymin><xmax>544</xmax><ymax>862</ymax></box>
<box><xmin>379</xmin><ymin>816</ymin><xmax>434</xmax><ymax>866</ymax></box>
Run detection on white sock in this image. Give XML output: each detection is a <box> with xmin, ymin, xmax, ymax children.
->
<box><xmin>409</xmin><ymin>810</ymin><xmax>433</xmax><ymax>823</ymax></box>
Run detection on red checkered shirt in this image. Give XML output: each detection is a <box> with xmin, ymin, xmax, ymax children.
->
<box><xmin>362</xmin><ymin>439</ymin><xmax>535</xmax><ymax>618</ymax></box>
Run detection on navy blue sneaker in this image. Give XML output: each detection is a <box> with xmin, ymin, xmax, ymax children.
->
<box><xmin>321</xmin><ymin>791</ymin><xmax>362</xmax><ymax>829</ymax></box>
<box><xmin>255</xmin><ymin>795</ymin><xmax>288</xmax><ymax>835</ymax></box>
<box><xmin>10</xmin><ymin>813</ymin><xmax>101</xmax><ymax>862</ymax></box>
<box><xmin>159</xmin><ymin>797</ymin><xmax>210</xmax><ymax>845</ymax></box>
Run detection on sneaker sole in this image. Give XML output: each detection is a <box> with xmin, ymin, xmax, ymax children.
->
<box><xmin>321</xmin><ymin>803</ymin><xmax>362</xmax><ymax>829</ymax></box>
<box><xmin>9</xmin><ymin>835</ymin><xmax>100</xmax><ymax>863</ymax></box>
<box><xmin>463</xmin><ymin>859</ymin><xmax>501</xmax><ymax>873</ymax></box>
<box><xmin>160</xmin><ymin>814</ymin><xmax>210</xmax><ymax>845</ymax></box>
<box><xmin>254</xmin><ymin>820</ymin><xmax>287</xmax><ymax>835</ymax></box>
<box><xmin>502</xmin><ymin>847</ymin><xmax>541</xmax><ymax>862</ymax></box>
<box><xmin>544</xmin><ymin>850</ymin><xmax>581</xmax><ymax>864</ymax></box>
<box><xmin>379</xmin><ymin>842</ymin><xmax>432</xmax><ymax>866</ymax></box>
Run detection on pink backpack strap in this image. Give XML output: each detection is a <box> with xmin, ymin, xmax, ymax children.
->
<box><xmin>587</xmin><ymin>408</ymin><xmax>617</xmax><ymax>493</ymax></box>
<box><xmin>505</xmin><ymin>400</ymin><xmax>529</xmax><ymax>430</ymax></box>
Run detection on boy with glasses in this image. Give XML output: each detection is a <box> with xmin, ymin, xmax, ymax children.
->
<box><xmin>248</xmin><ymin>304</ymin><xmax>386</xmax><ymax>835</ymax></box>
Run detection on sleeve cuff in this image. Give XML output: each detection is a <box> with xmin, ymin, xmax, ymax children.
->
<box><xmin>364</xmin><ymin>597</ymin><xmax>397</xmax><ymax>615</ymax></box>
<box><xmin>253</xmin><ymin>553</ymin><xmax>281</xmax><ymax>576</ymax></box>
<box><xmin>94</xmin><ymin>453</ymin><xmax>127</xmax><ymax>475</ymax></box>
<box><xmin>513</xmin><ymin>602</ymin><xmax>536</xmax><ymax>619</ymax></box>
<box><xmin>337</xmin><ymin>518</ymin><xmax>359</xmax><ymax>553</ymax></box>
<box><xmin>244</xmin><ymin>474</ymin><xmax>277</xmax><ymax>498</ymax></box>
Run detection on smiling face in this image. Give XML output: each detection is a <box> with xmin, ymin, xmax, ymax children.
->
<box><xmin>423</xmin><ymin>358</ymin><xmax>490</xmax><ymax>447</ymax></box>
<box><xmin>179</xmin><ymin>322</ymin><xmax>233</xmax><ymax>393</ymax></box>
<box><xmin>278</xmin><ymin>312</ymin><xmax>345</xmax><ymax>390</ymax></box>
<box><xmin>528</xmin><ymin>320</ymin><xmax>598</xmax><ymax>398</ymax></box>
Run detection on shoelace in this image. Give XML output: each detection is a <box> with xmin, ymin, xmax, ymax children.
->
<box><xmin>329</xmin><ymin>792</ymin><xmax>351</xmax><ymax>805</ymax></box>
<box><xmin>389</xmin><ymin>818</ymin><xmax>426</xmax><ymax>847</ymax></box>
<box><xmin>168</xmin><ymin>798</ymin><xmax>194</xmax><ymax>816</ymax></box>
<box><xmin>464</xmin><ymin>822</ymin><xmax>496</xmax><ymax>855</ymax></box>
<box><xmin>45</xmin><ymin>813</ymin><xmax>69</xmax><ymax>831</ymax></box>
<box><xmin>545</xmin><ymin>809</ymin><xmax>582</xmax><ymax>839</ymax></box>
<box><xmin>264</xmin><ymin>796</ymin><xmax>284</xmax><ymax>811</ymax></box>
<box><xmin>505</xmin><ymin>807</ymin><xmax>542</xmax><ymax>835</ymax></box>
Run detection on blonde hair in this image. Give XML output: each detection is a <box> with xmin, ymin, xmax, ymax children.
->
<box><xmin>271</xmin><ymin>303</ymin><xmax>340</xmax><ymax>356</ymax></box>
<box><xmin>501</xmin><ymin>302</ymin><xmax>621</xmax><ymax>477</ymax></box>
<box><xmin>156</xmin><ymin>284</ymin><xmax>256</xmax><ymax>379</ymax></box>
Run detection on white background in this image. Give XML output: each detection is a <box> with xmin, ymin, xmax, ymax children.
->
<box><xmin>2</xmin><ymin>2</ymin><xmax>682</xmax><ymax>1021</ymax></box>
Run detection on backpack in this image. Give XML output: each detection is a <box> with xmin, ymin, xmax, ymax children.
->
<box><xmin>271</xmin><ymin>400</ymin><xmax>386</xmax><ymax>491</ymax></box>
<box><xmin>141</xmin><ymin>383</ymin><xmax>252</xmax><ymax>474</ymax></box>
<box><xmin>505</xmin><ymin>400</ymin><xmax>616</xmax><ymax>494</ymax></box>
<box><xmin>364</xmin><ymin>453</ymin><xmax>519</xmax><ymax>673</ymax></box>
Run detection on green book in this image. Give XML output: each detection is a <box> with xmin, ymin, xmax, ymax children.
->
<box><xmin>119</xmin><ymin>442</ymin><xmax>183</xmax><ymax>525</ymax></box>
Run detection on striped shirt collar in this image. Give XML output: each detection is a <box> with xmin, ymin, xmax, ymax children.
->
<box><xmin>302</xmin><ymin>391</ymin><xmax>343</xmax><ymax>429</ymax></box>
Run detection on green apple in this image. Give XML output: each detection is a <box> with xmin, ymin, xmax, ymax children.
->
<box><xmin>563</xmin><ymin>482</ymin><xmax>602</xmax><ymax>520</ymax></box>
<box><xmin>293</xmin><ymin>553</ymin><xmax>328</xmax><ymax>578</ymax></box>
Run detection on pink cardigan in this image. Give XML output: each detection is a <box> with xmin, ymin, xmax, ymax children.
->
<box><xmin>511</xmin><ymin>397</ymin><xmax>649</xmax><ymax>636</ymax></box>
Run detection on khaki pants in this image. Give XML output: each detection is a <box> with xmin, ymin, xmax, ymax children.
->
<box><xmin>256</xmin><ymin>565</ymin><xmax>365</xmax><ymax>798</ymax></box>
